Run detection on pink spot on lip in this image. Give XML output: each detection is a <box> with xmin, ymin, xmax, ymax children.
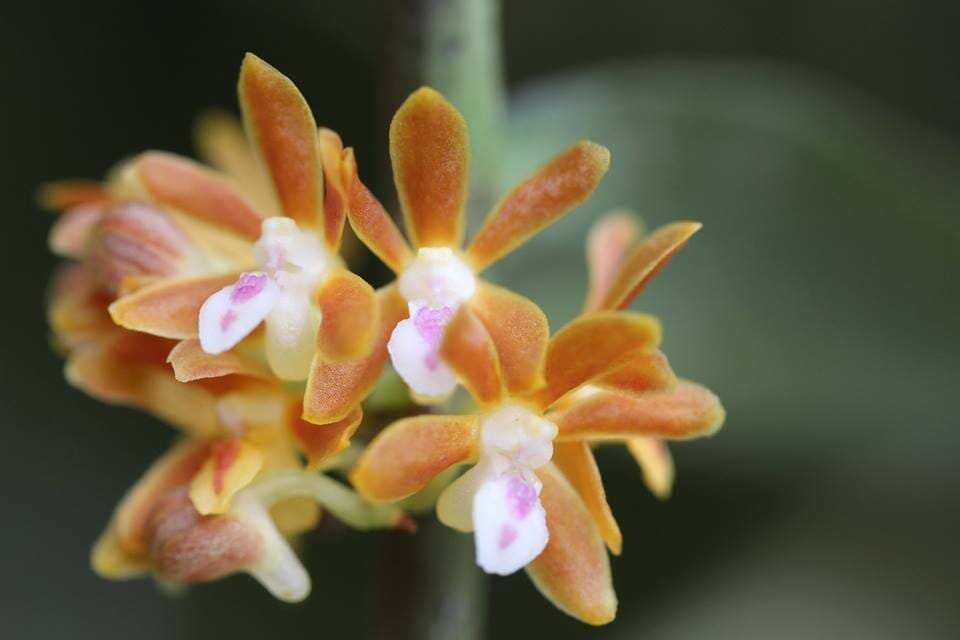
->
<box><xmin>412</xmin><ymin>305</ymin><xmax>454</xmax><ymax>371</ymax></box>
<box><xmin>230</xmin><ymin>273</ymin><xmax>268</xmax><ymax>304</ymax></box>
<box><xmin>506</xmin><ymin>476</ymin><xmax>537</xmax><ymax>520</ymax></box>
<box><xmin>498</xmin><ymin>524</ymin><xmax>518</xmax><ymax>550</ymax></box>
<box><xmin>221</xmin><ymin>309</ymin><xmax>237</xmax><ymax>331</ymax></box>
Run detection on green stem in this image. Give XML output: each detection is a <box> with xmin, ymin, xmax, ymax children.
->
<box><xmin>378</xmin><ymin>1</ymin><xmax>505</xmax><ymax>638</ymax></box>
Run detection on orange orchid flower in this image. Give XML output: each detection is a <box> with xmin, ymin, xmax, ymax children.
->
<box><xmin>352</xmin><ymin>302</ymin><xmax>668</xmax><ymax>624</ymax></box>
<box><xmin>318</xmin><ymin>86</ymin><xmax>610</xmax><ymax>411</ymax></box>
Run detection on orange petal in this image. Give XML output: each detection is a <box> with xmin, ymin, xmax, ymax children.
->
<box><xmin>189</xmin><ymin>438</ymin><xmax>264</xmax><ymax>515</ymax></box>
<box><xmin>318</xmin><ymin>127</ymin><xmax>348</xmax><ymax>251</ymax></box>
<box><xmin>290</xmin><ymin>404</ymin><xmax>363</xmax><ymax>469</ymax></box>
<box><xmin>469</xmin><ymin>282</ymin><xmax>549</xmax><ymax>396</ymax></box>
<box><xmin>238</xmin><ymin>53</ymin><xmax>321</xmax><ymax>226</ymax></box>
<box><xmin>193</xmin><ymin>110</ymin><xmax>279</xmax><ymax>215</ymax></box>
<box><xmin>342</xmin><ymin>148</ymin><xmax>413</xmax><ymax>273</ymax></box>
<box><xmin>167</xmin><ymin>338</ymin><xmax>272</xmax><ymax>382</ymax></box>
<box><xmin>527</xmin><ymin>312</ymin><xmax>661</xmax><ymax>410</ymax></box>
<box><xmin>389</xmin><ymin>87</ymin><xmax>468</xmax><ymax>248</ymax></box>
<box><xmin>112</xmin><ymin>440</ymin><xmax>211</xmax><ymax>556</ymax></box>
<box><xmin>136</xmin><ymin>151</ymin><xmax>263</xmax><ymax>240</ymax></box>
<box><xmin>526</xmin><ymin>463</ymin><xmax>617</xmax><ymax>625</ymax></box>
<box><xmin>583</xmin><ymin>211</ymin><xmax>641</xmax><ymax>313</ymax></box>
<box><xmin>315</xmin><ymin>269</ymin><xmax>378</xmax><ymax>362</ymax></box>
<box><xmin>551</xmin><ymin>442</ymin><xmax>622</xmax><ymax>555</ymax></box>
<box><xmin>592</xmin><ymin>350</ymin><xmax>677</xmax><ymax>396</ymax></box>
<box><xmin>439</xmin><ymin>306</ymin><xmax>504</xmax><ymax>406</ymax></box>
<box><xmin>550</xmin><ymin>380</ymin><xmax>725</xmax><ymax>441</ymax></box>
<box><xmin>466</xmin><ymin>141</ymin><xmax>610</xmax><ymax>271</ymax></box>
<box><xmin>600</xmin><ymin>221</ymin><xmax>702</xmax><ymax>311</ymax></box>
<box><xmin>48</xmin><ymin>203</ymin><xmax>105</xmax><ymax>258</ymax></box>
<box><xmin>626</xmin><ymin>437</ymin><xmax>675</xmax><ymax>500</ymax></box>
<box><xmin>351</xmin><ymin>414</ymin><xmax>480</xmax><ymax>502</ymax></box>
<box><xmin>303</xmin><ymin>284</ymin><xmax>408</xmax><ymax>423</ymax></box>
<box><xmin>47</xmin><ymin>264</ymin><xmax>115</xmax><ymax>348</ymax></box>
<box><xmin>109</xmin><ymin>273</ymin><xmax>240</xmax><ymax>339</ymax></box>
<box><xmin>38</xmin><ymin>180</ymin><xmax>111</xmax><ymax>212</ymax></box>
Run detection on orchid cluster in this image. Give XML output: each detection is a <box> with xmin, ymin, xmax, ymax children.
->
<box><xmin>44</xmin><ymin>54</ymin><xmax>724</xmax><ymax>625</ymax></box>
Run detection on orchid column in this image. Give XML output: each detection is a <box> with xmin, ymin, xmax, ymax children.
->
<box><xmin>380</xmin><ymin>0</ymin><xmax>505</xmax><ymax>638</ymax></box>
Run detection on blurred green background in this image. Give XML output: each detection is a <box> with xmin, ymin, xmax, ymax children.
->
<box><xmin>1</xmin><ymin>1</ymin><xmax>957</xmax><ymax>638</ymax></box>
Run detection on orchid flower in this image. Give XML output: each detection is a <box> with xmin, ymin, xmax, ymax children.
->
<box><xmin>329</xmin><ymin>86</ymin><xmax>610</xmax><ymax>406</ymax></box>
<box><xmin>92</xmin><ymin>439</ymin><xmax>411</xmax><ymax>601</ymax></box>
<box><xmin>351</xmin><ymin>304</ymin><xmax>668</xmax><ymax>624</ymax></box>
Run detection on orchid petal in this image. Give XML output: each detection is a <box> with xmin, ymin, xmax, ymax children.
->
<box><xmin>167</xmin><ymin>338</ymin><xmax>272</xmax><ymax>382</ymax></box>
<box><xmin>387</xmin><ymin>305</ymin><xmax>459</xmax><ymax>403</ymax></box>
<box><xmin>318</xmin><ymin>127</ymin><xmax>348</xmax><ymax>251</ymax></box>
<box><xmin>550</xmin><ymin>380</ymin><xmax>726</xmax><ymax>441</ymax></box>
<box><xmin>390</xmin><ymin>87</ymin><xmax>469</xmax><ymax>248</ymax></box>
<box><xmin>315</xmin><ymin>269</ymin><xmax>378</xmax><ymax>362</ymax></box>
<box><xmin>350</xmin><ymin>414</ymin><xmax>480</xmax><ymax>502</ymax></box>
<box><xmin>473</xmin><ymin>471</ymin><xmax>548</xmax><ymax>576</ymax></box>
<box><xmin>110</xmin><ymin>273</ymin><xmax>241</xmax><ymax>340</ymax></box>
<box><xmin>440</xmin><ymin>306</ymin><xmax>504</xmax><ymax>406</ymax></box>
<box><xmin>626</xmin><ymin>437</ymin><xmax>675</xmax><ymax>500</ymax></box>
<box><xmin>583</xmin><ymin>211</ymin><xmax>642</xmax><ymax>313</ymax></box>
<box><xmin>198</xmin><ymin>273</ymin><xmax>280</xmax><ymax>355</ymax></box>
<box><xmin>136</xmin><ymin>151</ymin><xmax>264</xmax><ymax>239</ymax></box>
<box><xmin>552</xmin><ymin>441</ymin><xmax>622</xmax><ymax>555</ymax></box>
<box><xmin>436</xmin><ymin>461</ymin><xmax>493</xmax><ymax>533</ymax></box>
<box><xmin>525</xmin><ymin>463</ymin><xmax>617</xmax><ymax>626</ymax></box>
<box><xmin>527</xmin><ymin>312</ymin><xmax>661</xmax><ymax>410</ymax></box>
<box><xmin>238</xmin><ymin>53</ymin><xmax>321</xmax><ymax>226</ymax></box>
<box><xmin>469</xmin><ymin>282</ymin><xmax>549</xmax><ymax>396</ymax></box>
<box><xmin>342</xmin><ymin>148</ymin><xmax>414</xmax><ymax>273</ymax></box>
<box><xmin>38</xmin><ymin>179</ymin><xmax>110</xmax><ymax>211</ymax></box>
<box><xmin>189</xmin><ymin>439</ymin><xmax>265</xmax><ymax>515</ymax></box>
<box><xmin>600</xmin><ymin>221</ymin><xmax>702</xmax><ymax>311</ymax></box>
<box><xmin>264</xmin><ymin>287</ymin><xmax>318</xmax><ymax>381</ymax></box>
<box><xmin>290</xmin><ymin>405</ymin><xmax>363</xmax><ymax>470</ymax></box>
<box><xmin>304</xmin><ymin>284</ymin><xmax>408</xmax><ymax>423</ymax></box>
<box><xmin>592</xmin><ymin>350</ymin><xmax>677</xmax><ymax>396</ymax></box>
<box><xmin>466</xmin><ymin>141</ymin><xmax>610</xmax><ymax>271</ymax></box>
<box><xmin>48</xmin><ymin>203</ymin><xmax>104</xmax><ymax>258</ymax></box>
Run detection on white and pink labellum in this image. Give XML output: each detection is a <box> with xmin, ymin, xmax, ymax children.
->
<box><xmin>198</xmin><ymin>217</ymin><xmax>333</xmax><ymax>381</ymax></box>
<box><xmin>437</xmin><ymin>405</ymin><xmax>558</xmax><ymax>575</ymax></box>
<box><xmin>473</xmin><ymin>471</ymin><xmax>548</xmax><ymax>575</ymax></box>
<box><xmin>388</xmin><ymin>247</ymin><xmax>477</xmax><ymax>402</ymax></box>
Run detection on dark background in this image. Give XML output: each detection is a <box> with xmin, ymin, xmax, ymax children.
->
<box><xmin>1</xmin><ymin>1</ymin><xmax>957</xmax><ymax>638</ymax></box>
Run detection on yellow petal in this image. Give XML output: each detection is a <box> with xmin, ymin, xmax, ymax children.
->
<box><xmin>468</xmin><ymin>282</ymin><xmax>549</xmax><ymax>396</ymax></box>
<box><xmin>315</xmin><ymin>269</ymin><xmax>379</xmax><ymax>362</ymax></box>
<box><xmin>466</xmin><ymin>141</ymin><xmax>610</xmax><ymax>271</ymax></box>
<box><xmin>600</xmin><ymin>221</ymin><xmax>702</xmax><ymax>311</ymax></box>
<box><xmin>526</xmin><ymin>463</ymin><xmax>617</xmax><ymax>625</ymax></box>
<box><xmin>551</xmin><ymin>441</ymin><xmax>622</xmax><ymax>555</ymax></box>
<box><xmin>626</xmin><ymin>437</ymin><xmax>675</xmax><ymax>500</ymax></box>
<box><xmin>583</xmin><ymin>211</ymin><xmax>642</xmax><ymax>313</ymax></box>
<box><xmin>439</xmin><ymin>306</ymin><xmax>504</xmax><ymax>407</ymax></box>
<box><xmin>390</xmin><ymin>87</ymin><xmax>468</xmax><ymax>248</ymax></box>
<box><xmin>350</xmin><ymin>414</ymin><xmax>480</xmax><ymax>502</ymax></box>
<box><xmin>238</xmin><ymin>53</ymin><xmax>322</xmax><ymax>226</ymax></box>
<box><xmin>303</xmin><ymin>284</ymin><xmax>407</xmax><ymax>423</ymax></box>
<box><xmin>189</xmin><ymin>438</ymin><xmax>265</xmax><ymax>515</ymax></box>
<box><xmin>342</xmin><ymin>148</ymin><xmax>414</xmax><ymax>273</ymax></box>
<box><xmin>109</xmin><ymin>273</ymin><xmax>240</xmax><ymax>340</ymax></box>
<box><xmin>527</xmin><ymin>312</ymin><xmax>661</xmax><ymax>410</ymax></box>
<box><xmin>136</xmin><ymin>151</ymin><xmax>264</xmax><ymax>240</ymax></box>
<box><xmin>193</xmin><ymin>110</ymin><xmax>279</xmax><ymax>215</ymax></box>
<box><xmin>550</xmin><ymin>380</ymin><xmax>725</xmax><ymax>441</ymax></box>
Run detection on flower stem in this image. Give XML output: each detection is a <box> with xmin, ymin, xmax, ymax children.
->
<box><xmin>378</xmin><ymin>0</ymin><xmax>505</xmax><ymax>637</ymax></box>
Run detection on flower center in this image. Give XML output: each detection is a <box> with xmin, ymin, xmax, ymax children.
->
<box><xmin>253</xmin><ymin>217</ymin><xmax>332</xmax><ymax>292</ymax></box>
<box><xmin>387</xmin><ymin>247</ymin><xmax>477</xmax><ymax>402</ymax></box>
<box><xmin>479</xmin><ymin>404</ymin><xmax>558</xmax><ymax>477</ymax></box>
